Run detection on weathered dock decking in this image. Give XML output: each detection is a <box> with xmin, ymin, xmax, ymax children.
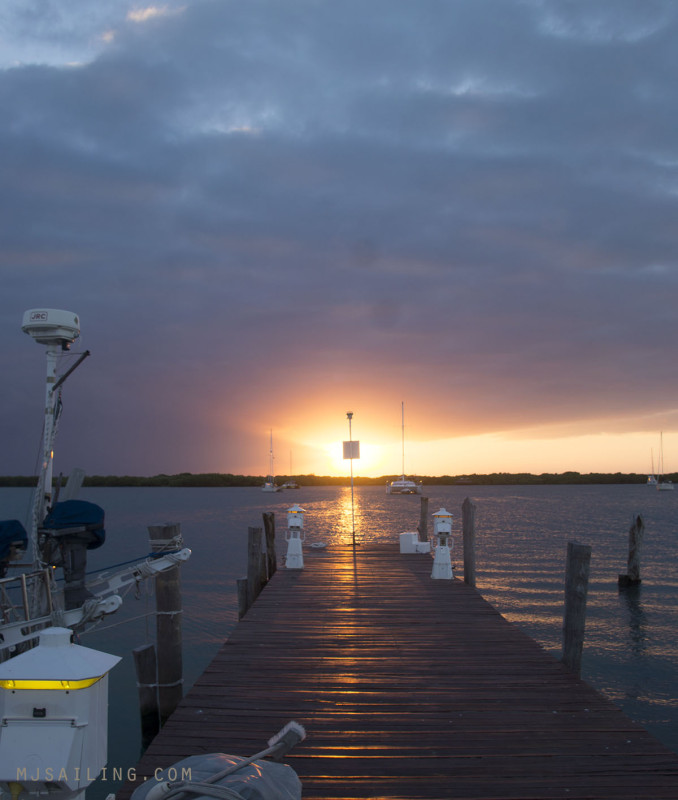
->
<box><xmin>119</xmin><ymin>544</ymin><xmax>678</xmax><ymax>799</ymax></box>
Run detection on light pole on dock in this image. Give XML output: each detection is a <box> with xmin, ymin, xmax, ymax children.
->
<box><xmin>343</xmin><ymin>411</ymin><xmax>360</xmax><ymax>548</ymax></box>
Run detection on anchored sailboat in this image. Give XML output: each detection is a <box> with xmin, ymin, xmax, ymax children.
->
<box><xmin>647</xmin><ymin>448</ymin><xmax>658</xmax><ymax>486</ymax></box>
<box><xmin>262</xmin><ymin>430</ymin><xmax>282</xmax><ymax>492</ymax></box>
<box><xmin>281</xmin><ymin>451</ymin><xmax>300</xmax><ymax>489</ymax></box>
<box><xmin>386</xmin><ymin>402</ymin><xmax>422</xmax><ymax>495</ymax></box>
<box><xmin>657</xmin><ymin>432</ymin><xmax>674</xmax><ymax>491</ymax></box>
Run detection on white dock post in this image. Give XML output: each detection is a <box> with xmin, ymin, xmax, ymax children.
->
<box><xmin>285</xmin><ymin>504</ymin><xmax>305</xmax><ymax>569</ymax></box>
<box><xmin>431</xmin><ymin>508</ymin><xmax>454</xmax><ymax>580</ymax></box>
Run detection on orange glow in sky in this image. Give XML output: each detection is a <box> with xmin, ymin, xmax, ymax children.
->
<box><xmin>260</xmin><ymin>426</ymin><xmax>673</xmax><ymax>479</ymax></box>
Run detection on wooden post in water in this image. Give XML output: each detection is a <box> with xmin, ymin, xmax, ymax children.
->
<box><xmin>237</xmin><ymin>577</ymin><xmax>249</xmax><ymax>619</ymax></box>
<box><xmin>417</xmin><ymin>496</ymin><xmax>429</xmax><ymax>542</ymax></box>
<box><xmin>133</xmin><ymin>643</ymin><xmax>159</xmax><ymax>748</ymax></box>
<box><xmin>618</xmin><ymin>515</ymin><xmax>644</xmax><ymax>587</ymax></box>
<box><xmin>462</xmin><ymin>497</ymin><xmax>476</xmax><ymax>587</ymax></box>
<box><xmin>238</xmin><ymin>521</ymin><xmax>273</xmax><ymax>618</ymax></box>
<box><xmin>148</xmin><ymin>523</ymin><xmax>184</xmax><ymax>726</ymax></box>
<box><xmin>247</xmin><ymin>526</ymin><xmax>264</xmax><ymax>610</ymax></box>
<box><xmin>561</xmin><ymin>541</ymin><xmax>592</xmax><ymax>677</ymax></box>
<box><xmin>263</xmin><ymin>512</ymin><xmax>277</xmax><ymax>579</ymax></box>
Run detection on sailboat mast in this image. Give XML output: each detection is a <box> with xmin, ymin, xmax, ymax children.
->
<box><xmin>269</xmin><ymin>429</ymin><xmax>274</xmax><ymax>477</ymax></box>
<box><xmin>660</xmin><ymin>432</ymin><xmax>664</xmax><ymax>477</ymax></box>
<box><xmin>401</xmin><ymin>401</ymin><xmax>405</xmax><ymax>479</ymax></box>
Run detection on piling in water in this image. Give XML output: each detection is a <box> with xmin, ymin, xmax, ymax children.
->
<box><xmin>618</xmin><ymin>515</ymin><xmax>644</xmax><ymax>588</ymax></box>
<box><xmin>462</xmin><ymin>497</ymin><xmax>476</xmax><ymax>587</ymax></box>
<box><xmin>148</xmin><ymin>523</ymin><xmax>184</xmax><ymax>726</ymax></box>
<box><xmin>417</xmin><ymin>496</ymin><xmax>429</xmax><ymax>542</ymax></box>
<box><xmin>561</xmin><ymin>540</ymin><xmax>592</xmax><ymax>677</ymax></box>
<box><xmin>239</xmin><ymin>514</ymin><xmax>277</xmax><ymax>618</ymax></box>
<box><xmin>133</xmin><ymin>642</ymin><xmax>159</xmax><ymax>748</ymax></box>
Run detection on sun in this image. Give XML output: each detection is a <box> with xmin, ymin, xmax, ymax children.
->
<box><xmin>321</xmin><ymin>440</ymin><xmax>388</xmax><ymax>477</ymax></box>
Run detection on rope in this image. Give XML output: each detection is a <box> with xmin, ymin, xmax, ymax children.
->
<box><xmin>50</xmin><ymin>608</ymin><xmax>65</xmax><ymax>626</ymax></box>
<box><xmin>148</xmin><ymin>538</ymin><xmax>184</xmax><ymax>547</ymax></box>
<box><xmin>77</xmin><ymin>610</ymin><xmax>156</xmax><ymax>635</ymax></box>
<box><xmin>136</xmin><ymin>678</ymin><xmax>184</xmax><ymax>689</ymax></box>
<box><xmin>134</xmin><ymin>561</ymin><xmax>161</xmax><ymax>580</ymax></box>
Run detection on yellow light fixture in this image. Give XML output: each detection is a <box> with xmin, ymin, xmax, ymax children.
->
<box><xmin>0</xmin><ymin>676</ymin><xmax>102</xmax><ymax>691</ymax></box>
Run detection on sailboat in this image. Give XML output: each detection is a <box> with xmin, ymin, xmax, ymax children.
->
<box><xmin>386</xmin><ymin>402</ymin><xmax>422</xmax><ymax>495</ymax></box>
<box><xmin>647</xmin><ymin>448</ymin><xmax>658</xmax><ymax>486</ymax></box>
<box><xmin>0</xmin><ymin>310</ymin><xmax>191</xmax><ymax>655</ymax></box>
<box><xmin>0</xmin><ymin>309</ymin><xmax>192</xmax><ymax>800</ymax></box>
<box><xmin>281</xmin><ymin>451</ymin><xmax>300</xmax><ymax>489</ymax></box>
<box><xmin>262</xmin><ymin>430</ymin><xmax>282</xmax><ymax>492</ymax></box>
<box><xmin>657</xmin><ymin>432</ymin><xmax>674</xmax><ymax>491</ymax></box>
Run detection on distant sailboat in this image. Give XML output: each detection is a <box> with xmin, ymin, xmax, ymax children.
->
<box><xmin>281</xmin><ymin>451</ymin><xmax>300</xmax><ymax>489</ymax></box>
<box><xmin>657</xmin><ymin>432</ymin><xmax>674</xmax><ymax>492</ymax></box>
<box><xmin>281</xmin><ymin>478</ymin><xmax>300</xmax><ymax>489</ymax></box>
<box><xmin>262</xmin><ymin>430</ymin><xmax>282</xmax><ymax>492</ymax></box>
<box><xmin>647</xmin><ymin>448</ymin><xmax>658</xmax><ymax>486</ymax></box>
<box><xmin>386</xmin><ymin>402</ymin><xmax>422</xmax><ymax>495</ymax></box>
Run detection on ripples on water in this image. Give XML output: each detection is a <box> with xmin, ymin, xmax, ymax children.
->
<box><xmin>1</xmin><ymin>483</ymin><xmax>677</xmax><ymax>795</ymax></box>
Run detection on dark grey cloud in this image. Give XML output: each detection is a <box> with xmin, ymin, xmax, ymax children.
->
<box><xmin>2</xmin><ymin>0</ymin><xmax>678</xmax><ymax>476</ymax></box>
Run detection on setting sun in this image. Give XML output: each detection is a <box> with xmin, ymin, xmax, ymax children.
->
<box><xmin>320</xmin><ymin>440</ymin><xmax>387</xmax><ymax>477</ymax></box>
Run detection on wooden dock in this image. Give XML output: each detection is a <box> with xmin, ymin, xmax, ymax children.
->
<box><xmin>118</xmin><ymin>543</ymin><xmax>678</xmax><ymax>799</ymax></box>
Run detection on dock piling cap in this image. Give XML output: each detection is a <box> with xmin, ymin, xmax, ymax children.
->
<box><xmin>0</xmin><ymin>627</ymin><xmax>121</xmax><ymax>689</ymax></box>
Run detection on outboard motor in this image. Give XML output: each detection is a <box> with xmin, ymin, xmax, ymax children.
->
<box><xmin>0</xmin><ymin>520</ymin><xmax>28</xmax><ymax>578</ymax></box>
<box><xmin>40</xmin><ymin>500</ymin><xmax>106</xmax><ymax>609</ymax></box>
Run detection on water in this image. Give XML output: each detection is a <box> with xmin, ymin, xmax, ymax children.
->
<box><xmin>1</xmin><ymin>484</ymin><xmax>677</xmax><ymax>797</ymax></box>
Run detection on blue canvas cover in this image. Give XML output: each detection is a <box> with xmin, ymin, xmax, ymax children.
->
<box><xmin>0</xmin><ymin>520</ymin><xmax>28</xmax><ymax>561</ymax></box>
<box><xmin>42</xmin><ymin>500</ymin><xmax>106</xmax><ymax>549</ymax></box>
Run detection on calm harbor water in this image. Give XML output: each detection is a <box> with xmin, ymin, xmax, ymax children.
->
<box><xmin>1</xmin><ymin>483</ymin><xmax>677</xmax><ymax>797</ymax></box>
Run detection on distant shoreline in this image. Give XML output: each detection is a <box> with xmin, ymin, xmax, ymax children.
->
<box><xmin>0</xmin><ymin>471</ymin><xmax>664</xmax><ymax>488</ymax></box>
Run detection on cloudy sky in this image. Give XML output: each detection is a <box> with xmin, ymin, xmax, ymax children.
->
<box><xmin>2</xmin><ymin>0</ymin><xmax>678</xmax><ymax>479</ymax></box>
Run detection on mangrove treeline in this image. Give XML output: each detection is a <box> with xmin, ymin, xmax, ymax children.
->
<box><xmin>0</xmin><ymin>471</ymin><xmax>665</xmax><ymax>488</ymax></box>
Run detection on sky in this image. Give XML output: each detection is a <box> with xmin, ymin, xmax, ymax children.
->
<box><xmin>2</xmin><ymin>0</ymin><xmax>678</xmax><ymax>479</ymax></box>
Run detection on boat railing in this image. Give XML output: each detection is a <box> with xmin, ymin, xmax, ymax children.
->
<box><xmin>0</xmin><ymin>568</ymin><xmax>54</xmax><ymax>626</ymax></box>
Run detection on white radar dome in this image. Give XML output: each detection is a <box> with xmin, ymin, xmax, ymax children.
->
<box><xmin>22</xmin><ymin>309</ymin><xmax>80</xmax><ymax>347</ymax></box>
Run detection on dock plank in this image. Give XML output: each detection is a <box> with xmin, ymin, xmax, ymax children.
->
<box><xmin>117</xmin><ymin>544</ymin><xmax>678</xmax><ymax>799</ymax></box>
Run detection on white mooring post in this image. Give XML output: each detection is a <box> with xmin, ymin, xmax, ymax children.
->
<box><xmin>285</xmin><ymin>504</ymin><xmax>306</xmax><ymax>569</ymax></box>
<box><xmin>431</xmin><ymin>508</ymin><xmax>454</xmax><ymax>580</ymax></box>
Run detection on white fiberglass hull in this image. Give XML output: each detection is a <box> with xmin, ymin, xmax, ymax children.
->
<box><xmin>387</xmin><ymin>479</ymin><xmax>422</xmax><ymax>495</ymax></box>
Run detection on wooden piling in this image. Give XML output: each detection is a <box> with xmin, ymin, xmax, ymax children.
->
<box><xmin>238</xmin><ymin>521</ymin><xmax>274</xmax><ymax>619</ymax></box>
<box><xmin>417</xmin><ymin>496</ymin><xmax>429</xmax><ymax>542</ymax></box>
<box><xmin>561</xmin><ymin>540</ymin><xmax>592</xmax><ymax>677</ymax></box>
<box><xmin>237</xmin><ymin>577</ymin><xmax>249</xmax><ymax>619</ymax></box>
<box><xmin>148</xmin><ymin>523</ymin><xmax>184</xmax><ymax>726</ymax></box>
<box><xmin>247</xmin><ymin>526</ymin><xmax>264</xmax><ymax>610</ymax></box>
<box><xmin>462</xmin><ymin>497</ymin><xmax>476</xmax><ymax>587</ymax></box>
<box><xmin>132</xmin><ymin>643</ymin><xmax>159</xmax><ymax>748</ymax></box>
<box><xmin>618</xmin><ymin>515</ymin><xmax>644</xmax><ymax>587</ymax></box>
<box><xmin>263</xmin><ymin>512</ymin><xmax>277</xmax><ymax>579</ymax></box>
